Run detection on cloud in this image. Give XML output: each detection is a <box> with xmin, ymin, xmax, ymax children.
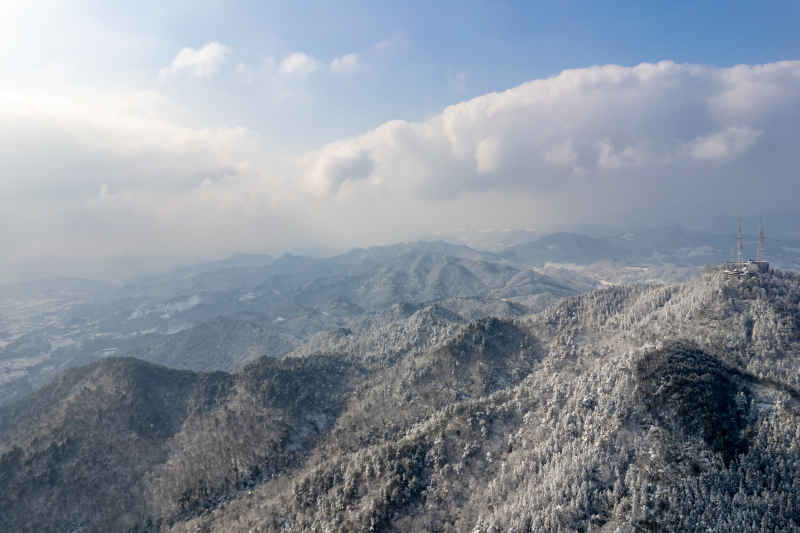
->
<box><xmin>330</xmin><ymin>53</ymin><xmax>359</xmax><ymax>74</ymax></box>
<box><xmin>689</xmin><ymin>126</ymin><xmax>762</xmax><ymax>160</ymax></box>
<box><xmin>0</xmin><ymin>87</ymin><xmax>294</xmax><ymax>272</ymax></box>
<box><xmin>3</xmin><ymin>60</ymin><xmax>800</xmax><ymax>280</ymax></box>
<box><xmin>279</xmin><ymin>52</ymin><xmax>318</xmax><ymax>76</ymax></box>
<box><xmin>302</xmin><ymin>61</ymin><xmax>800</xmax><ymax>204</ymax></box>
<box><xmin>303</xmin><ymin>142</ymin><xmax>374</xmax><ymax>195</ymax></box>
<box><xmin>159</xmin><ymin>42</ymin><xmax>231</xmax><ymax>79</ymax></box>
<box><xmin>0</xmin><ymin>90</ymin><xmax>250</xmax><ymax>194</ymax></box>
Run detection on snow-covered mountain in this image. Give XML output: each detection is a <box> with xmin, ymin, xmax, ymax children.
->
<box><xmin>2</xmin><ymin>267</ymin><xmax>800</xmax><ymax>531</ymax></box>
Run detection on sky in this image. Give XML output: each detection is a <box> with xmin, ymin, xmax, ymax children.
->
<box><xmin>1</xmin><ymin>1</ymin><xmax>799</xmax><ymax>281</ymax></box>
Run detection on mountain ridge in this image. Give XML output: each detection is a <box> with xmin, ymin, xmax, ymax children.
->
<box><xmin>0</xmin><ymin>241</ymin><xmax>582</xmax><ymax>408</ymax></box>
<box><xmin>3</xmin><ymin>268</ymin><xmax>800</xmax><ymax>531</ymax></box>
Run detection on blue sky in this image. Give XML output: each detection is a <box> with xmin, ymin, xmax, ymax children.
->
<box><xmin>1</xmin><ymin>1</ymin><xmax>799</xmax><ymax>279</ymax></box>
<box><xmin>7</xmin><ymin>1</ymin><xmax>799</xmax><ymax>145</ymax></box>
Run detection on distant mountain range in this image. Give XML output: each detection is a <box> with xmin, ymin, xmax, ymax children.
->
<box><xmin>0</xmin><ymin>240</ymin><xmax>578</xmax><ymax>407</ymax></box>
<box><xmin>4</xmin><ymin>228</ymin><xmax>800</xmax><ymax>409</ymax></box>
<box><xmin>502</xmin><ymin>227</ymin><xmax>800</xmax><ymax>268</ymax></box>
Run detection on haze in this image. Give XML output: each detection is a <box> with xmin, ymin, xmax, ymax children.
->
<box><xmin>2</xmin><ymin>1</ymin><xmax>799</xmax><ymax>282</ymax></box>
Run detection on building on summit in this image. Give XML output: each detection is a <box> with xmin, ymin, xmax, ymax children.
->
<box><xmin>724</xmin><ymin>219</ymin><xmax>769</xmax><ymax>279</ymax></box>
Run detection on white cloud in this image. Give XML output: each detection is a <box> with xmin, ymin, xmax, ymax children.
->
<box><xmin>475</xmin><ymin>137</ymin><xmax>502</xmax><ymax>174</ymax></box>
<box><xmin>279</xmin><ymin>52</ymin><xmax>318</xmax><ymax>76</ymax></box>
<box><xmin>159</xmin><ymin>42</ymin><xmax>231</xmax><ymax>79</ymax></box>
<box><xmin>303</xmin><ymin>142</ymin><xmax>374</xmax><ymax>195</ymax></box>
<box><xmin>689</xmin><ymin>126</ymin><xmax>762</xmax><ymax>160</ymax></box>
<box><xmin>3</xmin><ymin>60</ymin><xmax>800</xmax><ymax>280</ymax></box>
<box><xmin>0</xmin><ymin>87</ymin><xmax>294</xmax><ymax>270</ymax></box>
<box><xmin>330</xmin><ymin>53</ymin><xmax>359</xmax><ymax>74</ymax></box>
<box><xmin>302</xmin><ymin>61</ymin><xmax>800</xmax><ymax>201</ymax></box>
<box><xmin>235</xmin><ymin>56</ymin><xmax>277</xmax><ymax>84</ymax></box>
<box><xmin>0</xmin><ymin>90</ymin><xmax>250</xmax><ymax>193</ymax></box>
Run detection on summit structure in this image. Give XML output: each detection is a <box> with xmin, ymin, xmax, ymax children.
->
<box><xmin>724</xmin><ymin>220</ymin><xmax>770</xmax><ymax>278</ymax></box>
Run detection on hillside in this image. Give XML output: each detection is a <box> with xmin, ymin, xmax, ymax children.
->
<box><xmin>0</xmin><ymin>358</ymin><xmax>233</xmax><ymax>532</ymax></box>
<box><xmin>2</xmin><ymin>268</ymin><xmax>800</xmax><ymax>531</ymax></box>
<box><xmin>175</xmin><ymin>268</ymin><xmax>800</xmax><ymax>532</ymax></box>
<box><xmin>0</xmin><ymin>242</ymin><xmax>582</xmax><ymax>408</ymax></box>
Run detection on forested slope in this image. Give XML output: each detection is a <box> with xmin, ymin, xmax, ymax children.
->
<box><xmin>2</xmin><ymin>268</ymin><xmax>800</xmax><ymax>532</ymax></box>
<box><xmin>173</xmin><ymin>268</ymin><xmax>800</xmax><ymax>532</ymax></box>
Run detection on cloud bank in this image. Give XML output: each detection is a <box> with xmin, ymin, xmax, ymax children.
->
<box><xmin>3</xmin><ymin>60</ymin><xmax>800</xmax><ymax>280</ymax></box>
<box><xmin>302</xmin><ymin>61</ymin><xmax>800</xmax><ymax>200</ymax></box>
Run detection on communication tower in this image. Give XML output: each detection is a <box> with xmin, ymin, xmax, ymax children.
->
<box><xmin>737</xmin><ymin>219</ymin><xmax>744</xmax><ymax>265</ymax></box>
<box><xmin>724</xmin><ymin>219</ymin><xmax>769</xmax><ymax>279</ymax></box>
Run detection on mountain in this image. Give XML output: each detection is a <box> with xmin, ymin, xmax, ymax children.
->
<box><xmin>0</xmin><ymin>354</ymin><xmax>366</xmax><ymax>532</ymax></box>
<box><xmin>23</xmin><ymin>223</ymin><xmax>787</xmax><ymax>410</ymax></box>
<box><xmin>503</xmin><ymin>231</ymin><xmax>632</xmax><ymax>265</ymax></box>
<box><xmin>0</xmin><ymin>358</ymin><xmax>233</xmax><ymax>532</ymax></box>
<box><xmin>503</xmin><ymin>227</ymin><xmax>800</xmax><ymax>287</ymax></box>
<box><xmin>498</xmin><ymin>224</ymin><xmax>800</xmax><ymax>272</ymax></box>
<box><xmin>0</xmin><ymin>242</ymin><xmax>582</xmax><ymax>408</ymax></box>
<box><xmin>289</xmin><ymin>303</ymin><xmax>468</xmax><ymax>365</ymax></box>
<box><xmin>112</xmin><ymin>315</ymin><xmax>298</xmax><ymax>371</ymax></box>
<box><xmin>424</xmin><ymin>229</ymin><xmax>540</xmax><ymax>252</ymax></box>
<box><xmin>174</xmin><ymin>253</ymin><xmax>275</xmax><ymax>275</ymax></box>
<box><xmin>2</xmin><ymin>267</ymin><xmax>800</xmax><ymax>531</ymax></box>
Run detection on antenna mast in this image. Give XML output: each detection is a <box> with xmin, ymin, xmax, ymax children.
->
<box><xmin>737</xmin><ymin>219</ymin><xmax>744</xmax><ymax>265</ymax></box>
<box><xmin>758</xmin><ymin>218</ymin><xmax>765</xmax><ymax>261</ymax></box>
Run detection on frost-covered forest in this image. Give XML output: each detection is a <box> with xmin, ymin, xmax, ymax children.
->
<box><xmin>2</xmin><ymin>268</ymin><xmax>800</xmax><ymax>532</ymax></box>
